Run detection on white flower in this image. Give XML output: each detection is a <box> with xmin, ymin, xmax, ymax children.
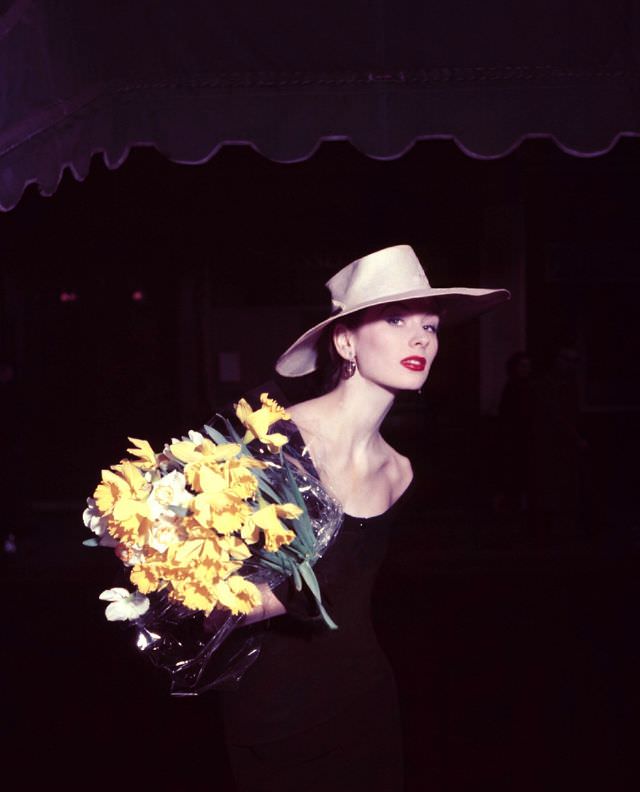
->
<box><xmin>146</xmin><ymin>514</ymin><xmax>182</xmax><ymax>553</ymax></box>
<box><xmin>83</xmin><ymin>498</ymin><xmax>117</xmax><ymax>547</ymax></box>
<box><xmin>144</xmin><ymin>470</ymin><xmax>193</xmax><ymax>550</ymax></box>
<box><xmin>168</xmin><ymin>429</ymin><xmax>204</xmax><ymax>447</ymax></box>
<box><xmin>147</xmin><ymin>470</ymin><xmax>191</xmax><ymax>521</ymax></box>
<box><xmin>99</xmin><ymin>587</ymin><xmax>150</xmax><ymax>622</ymax></box>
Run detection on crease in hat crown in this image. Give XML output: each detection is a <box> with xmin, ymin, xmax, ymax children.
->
<box><xmin>327</xmin><ymin>245</ymin><xmax>429</xmax><ymax>314</ymax></box>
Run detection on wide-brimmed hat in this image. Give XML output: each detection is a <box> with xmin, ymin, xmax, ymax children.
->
<box><xmin>276</xmin><ymin>244</ymin><xmax>510</xmax><ymax>377</ymax></box>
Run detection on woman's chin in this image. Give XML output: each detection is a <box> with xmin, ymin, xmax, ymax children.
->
<box><xmin>402</xmin><ymin>380</ymin><xmax>427</xmax><ymax>393</ymax></box>
<box><xmin>375</xmin><ymin>375</ymin><xmax>428</xmax><ymax>395</ymax></box>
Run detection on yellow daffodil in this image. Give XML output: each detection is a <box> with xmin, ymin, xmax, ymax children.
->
<box><xmin>109</xmin><ymin>460</ymin><xmax>151</xmax><ymax>499</ymax></box>
<box><xmin>130</xmin><ymin>561</ymin><xmax>164</xmax><ymax>595</ymax></box>
<box><xmin>240</xmin><ymin>519</ymin><xmax>260</xmax><ymax>544</ymax></box>
<box><xmin>189</xmin><ymin>554</ymin><xmax>240</xmax><ymax>587</ymax></box>
<box><xmin>172</xmin><ymin>581</ymin><xmax>218</xmax><ymax>612</ymax></box>
<box><xmin>110</xmin><ymin>499</ymin><xmax>153</xmax><ymax>545</ymax></box>
<box><xmin>93</xmin><ymin>461</ymin><xmax>153</xmax><ymax>544</ymax></box>
<box><xmin>187</xmin><ymin>456</ymin><xmax>250</xmax><ymax>495</ymax></box>
<box><xmin>227</xmin><ymin>458</ymin><xmax>260</xmax><ymax>499</ymax></box>
<box><xmin>93</xmin><ymin>469</ymin><xmax>132</xmax><ymax>515</ymax></box>
<box><xmin>211</xmin><ymin>575</ymin><xmax>262</xmax><ymax>615</ymax></box>
<box><xmin>191</xmin><ymin>465</ymin><xmax>253</xmax><ymax>533</ymax></box>
<box><xmin>170</xmin><ymin>430</ymin><xmax>240</xmax><ymax>466</ymax></box>
<box><xmin>126</xmin><ymin>437</ymin><xmax>157</xmax><ymax>471</ymax></box>
<box><xmin>166</xmin><ymin>536</ymin><xmax>241</xmax><ymax>578</ymax></box>
<box><xmin>193</xmin><ymin>492</ymin><xmax>251</xmax><ymax>535</ymax></box>
<box><xmin>127</xmin><ymin>531</ymin><xmax>251</xmax><ymax>613</ymax></box>
<box><xmin>218</xmin><ymin>534</ymin><xmax>253</xmax><ymax>560</ymax></box>
<box><xmin>249</xmin><ymin>502</ymin><xmax>302</xmax><ymax>552</ymax></box>
<box><xmin>210</xmin><ymin>507</ymin><xmax>252</xmax><ymax>535</ymax></box>
<box><xmin>235</xmin><ymin>393</ymin><xmax>290</xmax><ymax>452</ymax></box>
<box><xmin>168</xmin><ymin>430</ymin><xmax>241</xmax><ymax>493</ymax></box>
<box><xmin>188</xmin><ymin>460</ymin><xmax>228</xmax><ymax>496</ymax></box>
<box><xmin>165</xmin><ymin>537</ymin><xmax>221</xmax><ymax>567</ymax></box>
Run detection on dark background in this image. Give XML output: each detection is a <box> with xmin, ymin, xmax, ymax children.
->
<box><xmin>2</xmin><ymin>138</ymin><xmax>639</xmax><ymax>790</ymax></box>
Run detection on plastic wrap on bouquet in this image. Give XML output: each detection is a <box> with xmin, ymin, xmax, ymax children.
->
<box><xmin>129</xmin><ymin>428</ymin><xmax>343</xmax><ymax>696</ymax></box>
<box><xmin>132</xmin><ymin>590</ymin><xmax>261</xmax><ymax>696</ymax></box>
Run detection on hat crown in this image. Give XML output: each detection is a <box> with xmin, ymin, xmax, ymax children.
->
<box><xmin>327</xmin><ymin>245</ymin><xmax>431</xmax><ymax>313</ymax></box>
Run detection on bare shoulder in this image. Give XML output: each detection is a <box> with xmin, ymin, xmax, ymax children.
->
<box><xmin>286</xmin><ymin>400</ymin><xmax>312</xmax><ymax>422</ymax></box>
<box><xmin>286</xmin><ymin>399</ymin><xmax>326</xmax><ymax>436</ymax></box>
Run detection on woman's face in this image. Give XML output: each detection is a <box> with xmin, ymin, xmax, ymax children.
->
<box><xmin>339</xmin><ymin>299</ymin><xmax>440</xmax><ymax>392</ymax></box>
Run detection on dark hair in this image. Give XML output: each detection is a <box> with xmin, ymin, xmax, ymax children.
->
<box><xmin>315</xmin><ymin>311</ymin><xmax>365</xmax><ymax>394</ymax></box>
<box><xmin>315</xmin><ymin>297</ymin><xmax>444</xmax><ymax>394</ymax></box>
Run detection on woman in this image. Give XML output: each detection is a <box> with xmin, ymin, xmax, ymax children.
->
<box><xmin>220</xmin><ymin>244</ymin><xmax>510</xmax><ymax>791</ymax></box>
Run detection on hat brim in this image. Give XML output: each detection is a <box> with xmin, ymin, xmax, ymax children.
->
<box><xmin>275</xmin><ymin>286</ymin><xmax>511</xmax><ymax>377</ymax></box>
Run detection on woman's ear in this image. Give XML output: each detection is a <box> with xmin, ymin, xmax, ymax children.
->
<box><xmin>332</xmin><ymin>322</ymin><xmax>355</xmax><ymax>362</ymax></box>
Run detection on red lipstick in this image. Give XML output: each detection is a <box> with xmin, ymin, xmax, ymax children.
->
<box><xmin>401</xmin><ymin>356</ymin><xmax>426</xmax><ymax>371</ymax></box>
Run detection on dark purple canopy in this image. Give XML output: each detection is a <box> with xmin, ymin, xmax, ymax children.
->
<box><xmin>2</xmin><ymin>0</ymin><xmax>639</xmax><ymax>210</ymax></box>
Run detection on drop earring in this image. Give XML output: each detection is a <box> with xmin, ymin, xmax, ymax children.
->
<box><xmin>342</xmin><ymin>357</ymin><xmax>357</xmax><ymax>379</ymax></box>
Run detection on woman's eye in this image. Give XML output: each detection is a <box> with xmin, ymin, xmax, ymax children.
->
<box><xmin>424</xmin><ymin>324</ymin><xmax>439</xmax><ymax>333</ymax></box>
<box><xmin>386</xmin><ymin>316</ymin><xmax>404</xmax><ymax>326</ymax></box>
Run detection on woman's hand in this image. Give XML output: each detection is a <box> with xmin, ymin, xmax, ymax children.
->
<box><xmin>242</xmin><ymin>583</ymin><xmax>286</xmax><ymax>625</ymax></box>
<box><xmin>203</xmin><ymin>583</ymin><xmax>286</xmax><ymax>633</ymax></box>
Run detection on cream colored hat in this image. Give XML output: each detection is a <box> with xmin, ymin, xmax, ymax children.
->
<box><xmin>276</xmin><ymin>244</ymin><xmax>510</xmax><ymax>377</ymax></box>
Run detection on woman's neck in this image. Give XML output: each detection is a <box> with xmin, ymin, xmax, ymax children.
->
<box><xmin>289</xmin><ymin>377</ymin><xmax>396</xmax><ymax>462</ymax></box>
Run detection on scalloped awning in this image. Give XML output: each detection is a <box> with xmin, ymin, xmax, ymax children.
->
<box><xmin>2</xmin><ymin>0</ymin><xmax>639</xmax><ymax>211</ymax></box>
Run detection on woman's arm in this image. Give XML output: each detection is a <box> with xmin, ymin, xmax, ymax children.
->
<box><xmin>204</xmin><ymin>575</ymin><xmax>325</xmax><ymax>633</ymax></box>
<box><xmin>203</xmin><ymin>583</ymin><xmax>285</xmax><ymax>634</ymax></box>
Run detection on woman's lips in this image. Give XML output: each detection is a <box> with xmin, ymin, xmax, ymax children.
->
<box><xmin>401</xmin><ymin>356</ymin><xmax>426</xmax><ymax>371</ymax></box>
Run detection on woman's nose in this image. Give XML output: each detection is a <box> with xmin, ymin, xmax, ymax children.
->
<box><xmin>411</xmin><ymin>328</ymin><xmax>431</xmax><ymax>347</ymax></box>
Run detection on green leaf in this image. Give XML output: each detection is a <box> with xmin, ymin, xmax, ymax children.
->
<box><xmin>291</xmin><ymin>510</ymin><xmax>314</xmax><ymax>551</ymax></box>
<box><xmin>291</xmin><ymin>563</ymin><xmax>302</xmax><ymax>591</ymax></box>
<box><xmin>298</xmin><ymin>560</ymin><xmax>338</xmax><ymax>630</ymax></box>
<box><xmin>203</xmin><ymin>423</ymin><xmax>231</xmax><ymax>445</ymax></box>
<box><xmin>282</xmin><ymin>542</ymin><xmax>305</xmax><ymax>562</ymax></box>
<box><xmin>256</xmin><ymin>549</ymin><xmax>290</xmax><ymax>574</ymax></box>
<box><xmin>316</xmin><ymin>601</ymin><xmax>339</xmax><ymax>630</ymax></box>
<box><xmin>220</xmin><ymin>414</ymin><xmax>243</xmax><ymax>445</ymax></box>
<box><xmin>279</xmin><ymin>454</ymin><xmax>314</xmax><ymax>548</ymax></box>
<box><xmin>252</xmin><ymin>469</ymin><xmax>282</xmax><ymax>503</ymax></box>
<box><xmin>298</xmin><ymin>560</ymin><xmax>320</xmax><ymax>600</ymax></box>
<box><xmin>254</xmin><ymin>557</ymin><xmax>287</xmax><ymax>574</ymax></box>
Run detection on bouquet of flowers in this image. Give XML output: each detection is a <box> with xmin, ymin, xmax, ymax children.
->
<box><xmin>83</xmin><ymin>393</ymin><xmax>342</xmax><ymax>695</ymax></box>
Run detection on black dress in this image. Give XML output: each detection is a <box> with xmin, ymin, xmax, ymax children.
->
<box><xmin>219</xmin><ymin>426</ymin><xmax>414</xmax><ymax>792</ymax></box>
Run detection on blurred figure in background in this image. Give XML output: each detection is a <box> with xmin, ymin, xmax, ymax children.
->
<box><xmin>528</xmin><ymin>346</ymin><xmax>589</xmax><ymax>545</ymax></box>
<box><xmin>495</xmin><ymin>351</ymin><xmax>535</xmax><ymax>519</ymax></box>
